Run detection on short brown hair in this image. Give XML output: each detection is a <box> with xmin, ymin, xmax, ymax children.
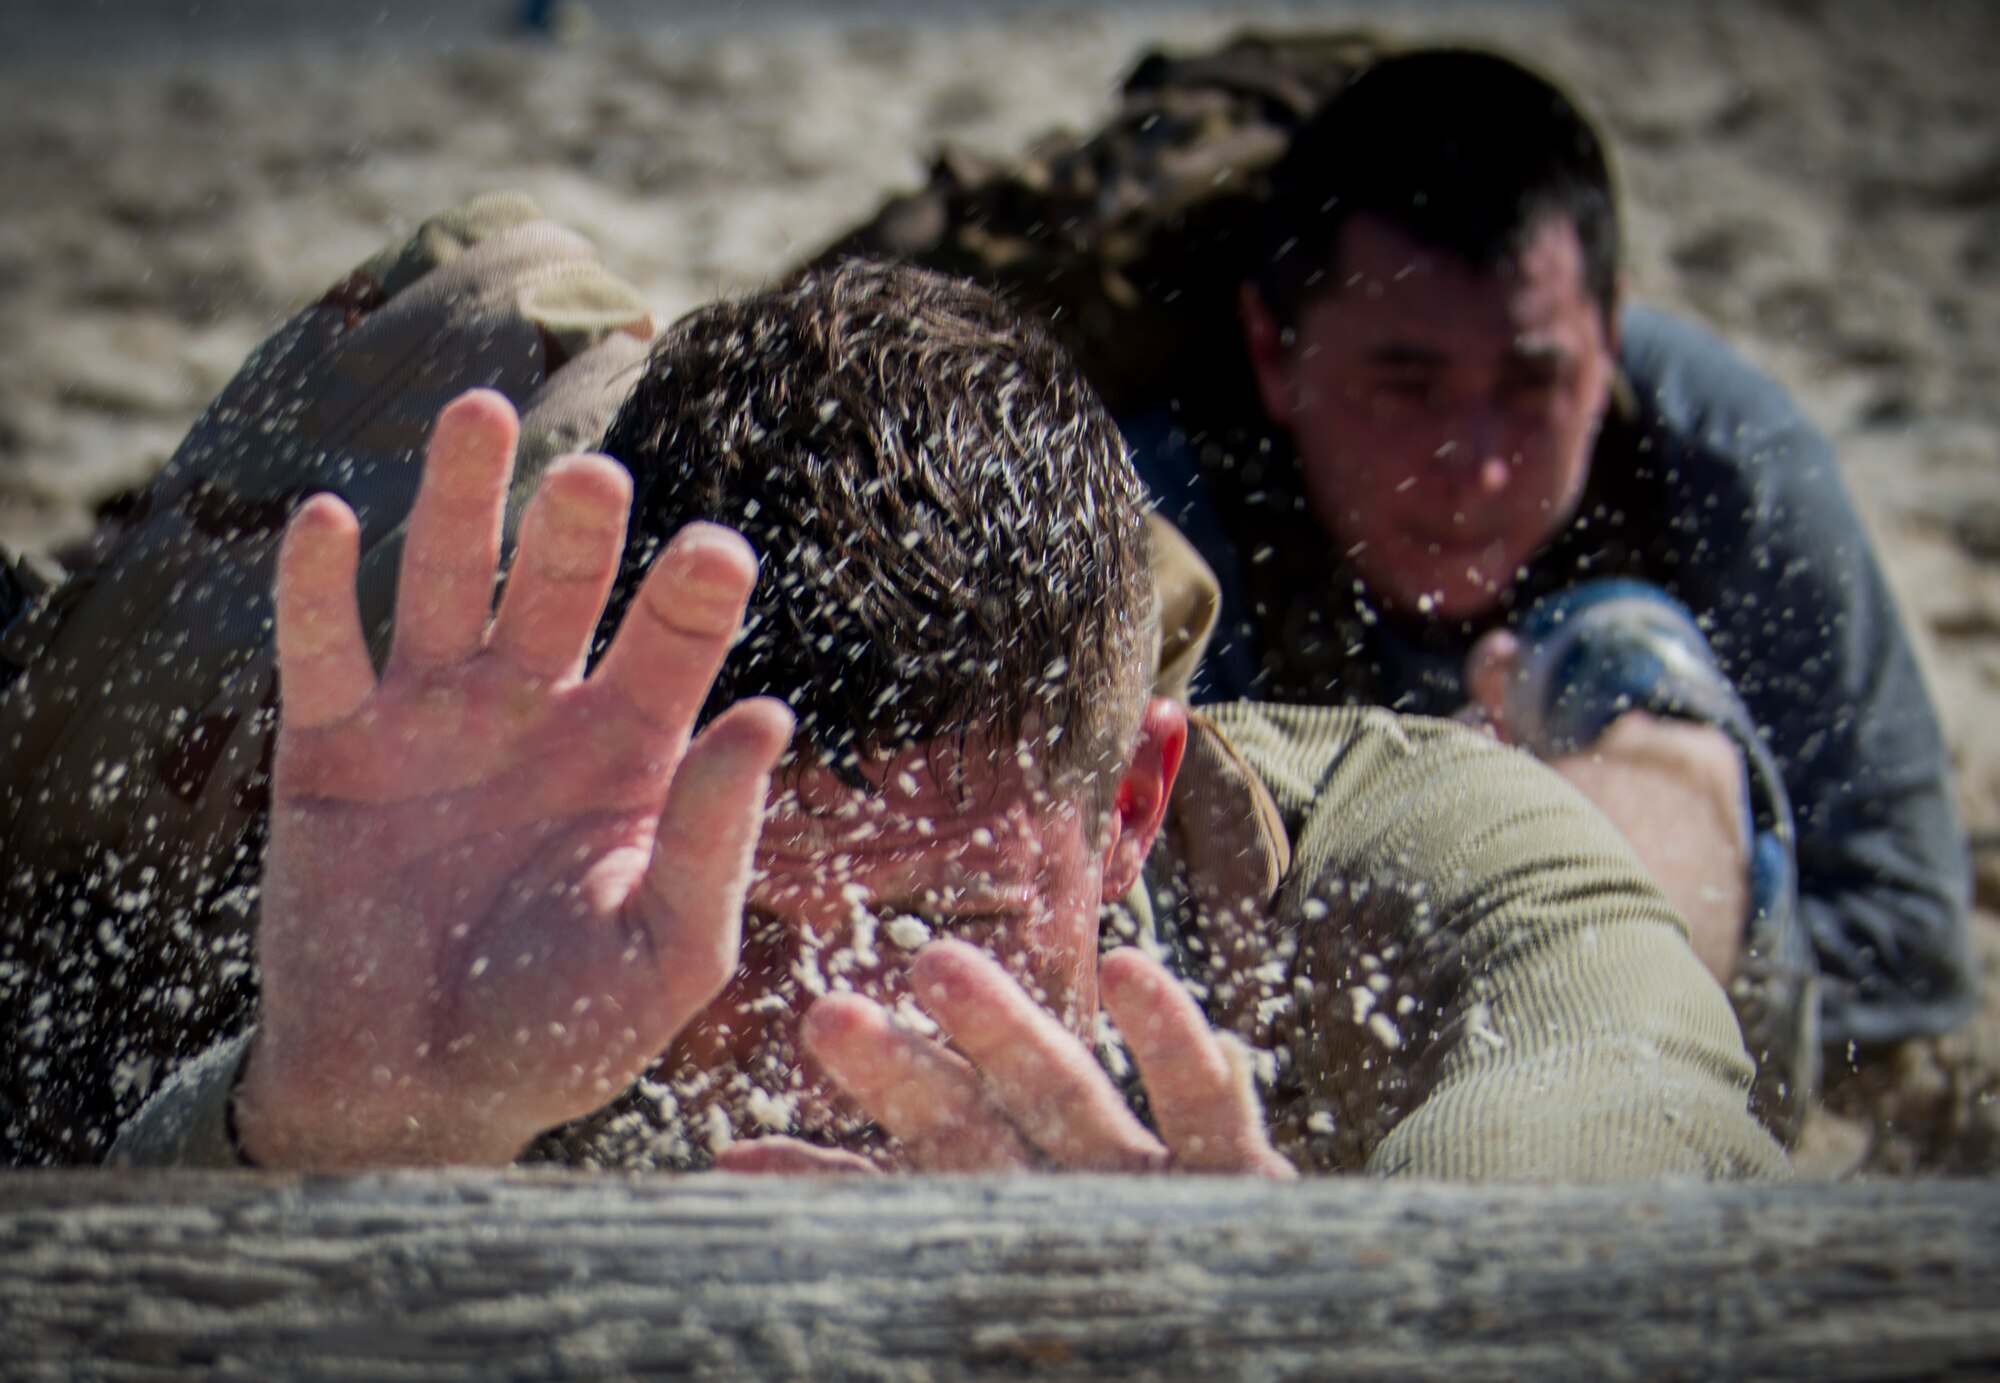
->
<box><xmin>598</xmin><ymin>259</ymin><xmax>1153</xmax><ymax>790</ymax></box>
<box><xmin>1256</xmin><ymin>49</ymin><xmax>1620</xmax><ymax>330</ymax></box>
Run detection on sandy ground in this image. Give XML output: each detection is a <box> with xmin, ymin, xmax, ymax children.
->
<box><xmin>1</xmin><ymin>0</ymin><xmax>1995</xmax><ymax>1173</ymax></box>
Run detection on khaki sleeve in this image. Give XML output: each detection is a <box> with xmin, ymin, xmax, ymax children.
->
<box><xmin>105</xmin><ymin>1030</ymin><xmax>255</xmax><ymax>1169</ymax></box>
<box><xmin>1145</xmin><ymin>513</ymin><xmax>1222</xmax><ymax>705</ymax></box>
<box><xmin>1212</xmin><ymin>703</ymin><xmax>1788</xmax><ymax>1181</ymax></box>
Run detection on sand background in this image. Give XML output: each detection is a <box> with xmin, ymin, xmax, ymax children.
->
<box><xmin>1</xmin><ymin>0</ymin><xmax>1995</xmax><ymax>1173</ymax></box>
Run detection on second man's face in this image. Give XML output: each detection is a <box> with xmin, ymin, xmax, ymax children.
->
<box><xmin>1253</xmin><ymin>212</ymin><xmax>1617</xmax><ymax>622</ymax></box>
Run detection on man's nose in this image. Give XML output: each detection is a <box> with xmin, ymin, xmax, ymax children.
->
<box><xmin>1435</xmin><ymin>409</ymin><xmax>1514</xmax><ymax>494</ymax></box>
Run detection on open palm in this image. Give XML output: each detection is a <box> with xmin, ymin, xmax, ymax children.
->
<box><xmin>236</xmin><ymin>390</ymin><xmax>792</xmax><ymax>1168</ymax></box>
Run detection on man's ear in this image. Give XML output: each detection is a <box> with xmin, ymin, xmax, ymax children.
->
<box><xmin>1098</xmin><ymin>696</ymin><xmax>1188</xmax><ymax>903</ymax></box>
<box><xmin>1238</xmin><ymin>281</ymin><xmax>1295</xmax><ymax>427</ymax></box>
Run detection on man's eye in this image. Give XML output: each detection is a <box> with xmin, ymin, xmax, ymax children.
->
<box><xmin>1501</xmin><ymin>368</ymin><xmax>1564</xmax><ymax>401</ymax></box>
<box><xmin>926</xmin><ymin>911</ymin><xmax>1009</xmax><ymax>933</ymax></box>
<box><xmin>1369</xmin><ymin>378</ymin><xmax>1442</xmax><ymax>413</ymax></box>
<box><xmin>1374</xmin><ymin>378</ymin><xmax>1434</xmax><ymax>400</ymax></box>
<box><xmin>878</xmin><ymin>912</ymin><xmax>1008</xmax><ymax>950</ymax></box>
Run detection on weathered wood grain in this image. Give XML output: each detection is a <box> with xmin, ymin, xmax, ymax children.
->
<box><xmin>3</xmin><ymin>1172</ymin><xmax>1996</xmax><ymax>1381</ymax></box>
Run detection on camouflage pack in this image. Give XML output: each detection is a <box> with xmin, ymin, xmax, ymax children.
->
<box><xmin>812</xmin><ymin>30</ymin><xmax>1389</xmax><ymax>425</ymax></box>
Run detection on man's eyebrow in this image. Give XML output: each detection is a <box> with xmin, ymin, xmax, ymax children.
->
<box><xmin>1362</xmin><ymin>344</ymin><xmax>1452</xmax><ymax>368</ymax></box>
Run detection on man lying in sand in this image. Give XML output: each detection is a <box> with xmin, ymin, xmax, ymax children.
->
<box><xmin>1101</xmin><ymin>48</ymin><xmax>1975</xmax><ymax>1140</ymax></box>
<box><xmin>91</xmin><ymin>206</ymin><xmax>1782</xmax><ymax>1177</ymax></box>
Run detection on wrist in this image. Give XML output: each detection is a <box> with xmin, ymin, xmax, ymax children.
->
<box><xmin>233</xmin><ymin>1033</ymin><xmax>530</xmax><ymax>1169</ymax></box>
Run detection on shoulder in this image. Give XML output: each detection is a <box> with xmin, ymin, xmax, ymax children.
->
<box><xmin>1616</xmin><ymin>304</ymin><xmax>1831</xmax><ymax>474</ymax></box>
<box><xmin>1202</xmin><ymin>701</ymin><xmax>1631</xmax><ymax>871</ymax></box>
<box><xmin>1199</xmin><ymin>701</ymin><xmax>1450</xmax><ymax>818</ymax></box>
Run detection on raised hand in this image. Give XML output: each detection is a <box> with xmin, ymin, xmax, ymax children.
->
<box><xmin>1464</xmin><ymin>626</ymin><xmax>1748</xmax><ymax>977</ymax></box>
<box><xmin>235</xmin><ymin>389</ymin><xmax>793</xmax><ymax>1169</ymax></box>
<box><xmin>716</xmin><ymin>940</ymin><xmax>1296</xmax><ymax>1179</ymax></box>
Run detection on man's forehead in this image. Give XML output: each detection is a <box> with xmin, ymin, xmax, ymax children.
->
<box><xmin>1311</xmin><ymin>214</ymin><xmax>1596</xmax><ymax>349</ymax></box>
<box><xmin>1327</xmin><ymin>214</ymin><xmax>1587</xmax><ymax>297</ymax></box>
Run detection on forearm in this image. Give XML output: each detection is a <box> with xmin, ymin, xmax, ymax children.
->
<box><xmin>1787</xmin><ymin>660</ymin><xmax>1975</xmax><ymax>1047</ymax></box>
<box><xmin>1548</xmin><ymin>714</ymin><xmax>1750</xmax><ymax>983</ymax></box>
<box><xmin>1361</xmin><ymin>916</ymin><xmax>1787</xmax><ymax>1181</ymax></box>
<box><xmin>107</xmin><ymin>1026</ymin><xmax>539</xmax><ymax>1169</ymax></box>
<box><xmin>1233</xmin><ymin>705</ymin><xmax>1786</xmax><ymax>1179</ymax></box>
<box><xmin>1803</xmin><ymin>856</ymin><xmax>1976</xmax><ymax>1049</ymax></box>
<box><xmin>1779</xmin><ymin>568</ymin><xmax>1975</xmax><ymax>1048</ymax></box>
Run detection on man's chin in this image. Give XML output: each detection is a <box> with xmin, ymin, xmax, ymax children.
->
<box><xmin>1378</xmin><ymin>574</ymin><xmax>1510</xmax><ymax>623</ymax></box>
<box><xmin>1357</xmin><ymin>547</ymin><xmax>1514</xmax><ymax>622</ymax></box>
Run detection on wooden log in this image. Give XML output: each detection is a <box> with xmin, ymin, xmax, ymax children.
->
<box><xmin>2</xmin><ymin>1172</ymin><xmax>1997</xmax><ymax>1380</ymax></box>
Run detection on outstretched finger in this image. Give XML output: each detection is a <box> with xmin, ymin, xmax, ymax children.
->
<box><xmin>275</xmin><ymin>493</ymin><xmax>374</xmax><ymax>730</ymax></box>
<box><xmin>1100</xmin><ymin>948</ymin><xmax>1294</xmax><ymax>1177</ymax></box>
<box><xmin>488</xmin><ymin>454</ymin><xmax>631</xmax><ymax>682</ymax></box>
<box><xmin>801</xmin><ymin>992</ymin><xmax>1040</xmax><ymax>1172</ymax></box>
<box><xmin>387</xmin><ymin>390</ymin><xmax>518</xmax><ymax>673</ymax></box>
<box><xmin>592</xmin><ymin>522</ymin><xmax>759</xmax><ymax>737</ymax></box>
<box><xmin>911</xmin><ymin>940</ymin><xmax>1167</xmax><ymax>1172</ymax></box>
<box><xmin>713</xmin><ymin>1137</ymin><xmax>882</xmax><ymax>1177</ymax></box>
<box><xmin>631</xmin><ymin>696</ymin><xmax>794</xmax><ymax>1027</ymax></box>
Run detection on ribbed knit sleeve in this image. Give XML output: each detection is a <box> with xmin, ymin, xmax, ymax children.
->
<box><xmin>1205</xmin><ymin>702</ymin><xmax>1788</xmax><ymax>1181</ymax></box>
